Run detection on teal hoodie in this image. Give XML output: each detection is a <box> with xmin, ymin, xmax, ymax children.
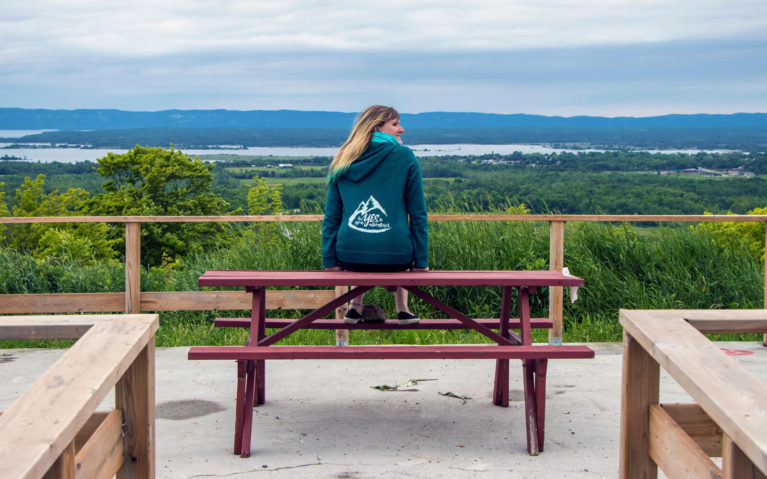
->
<box><xmin>322</xmin><ymin>132</ymin><xmax>428</xmax><ymax>268</ymax></box>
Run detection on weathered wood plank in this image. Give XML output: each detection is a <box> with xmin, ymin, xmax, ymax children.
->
<box><xmin>43</xmin><ymin>441</ymin><xmax>76</xmax><ymax>479</ymax></box>
<box><xmin>0</xmin><ymin>289</ymin><xmax>336</xmax><ymax>315</ymax></box>
<box><xmin>649</xmin><ymin>404</ymin><xmax>721</xmax><ymax>479</ymax></box>
<box><xmin>141</xmin><ymin>289</ymin><xmax>335</xmax><ymax>311</ymax></box>
<box><xmin>722</xmin><ymin>435</ymin><xmax>767</xmax><ymax>479</ymax></box>
<box><xmin>619</xmin><ymin>332</ymin><xmax>660</xmax><ymax>479</ymax></box>
<box><xmin>3</xmin><ymin>213</ymin><xmax>767</xmax><ymax>224</ymax></box>
<box><xmin>116</xmin><ymin>343</ymin><xmax>155</xmax><ymax>479</ymax></box>
<box><xmin>620</xmin><ymin>309</ymin><xmax>767</xmax><ymax>475</ymax></box>
<box><xmin>662</xmin><ymin>403</ymin><xmax>723</xmax><ymax>456</ymax></box>
<box><xmin>73</xmin><ymin>412</ymin><xmax>110</xmax><ymax>453</ymax></box>
<box><xmin>74</xmin><ymin>409</ymin><xmax>124</xmax><ymax>479</ymax></box>
<box><xmin>0</xmin><ymin>293</ymin><xmax>125</xmax><ymax>314</ymax></box>
<box><xmin>125</xmin><ymin>222</ymin><xmax>140</xmax><ymax>314</ymax></box>
<box><xmin>549</xmin><ymin>220</ymin><xmax>565</xmax><ymax>343</ymax></box>
<box><xmin>0</xmin><ymin>315</ymin><xmax>158</xmax><ymax>479</ymax></box>
<box><xmin>679</xmin><ymin>310</ymin><xmax>767</xmax><ymax>333</ymax></box>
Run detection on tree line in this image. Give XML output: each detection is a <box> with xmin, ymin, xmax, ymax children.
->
<box><xmin>1</xmin><ymin>146</ymin><xmax>766</xmax><ymax>268</ymax></box>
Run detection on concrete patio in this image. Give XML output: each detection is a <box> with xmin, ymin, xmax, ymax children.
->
<box><xmin>2</xmin><ymin>341</ymin><xmax>766</xmax><ymax>478</ymax></box>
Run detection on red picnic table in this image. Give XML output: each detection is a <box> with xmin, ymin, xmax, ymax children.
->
<box><xmin>188</xmin><ymin>269</ymin><xmax>593</xmax><ymax>457</ymax></box>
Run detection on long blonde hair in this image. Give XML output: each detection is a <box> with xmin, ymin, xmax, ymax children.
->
<box><xmin>329</xmin><ymin>105</ymin><xmax>399</xmax><ymax>179</ymax></box>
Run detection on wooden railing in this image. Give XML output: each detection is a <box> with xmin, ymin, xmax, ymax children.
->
<box><xmin>2</xmin><ymin>214</ymin><xmax>766</xmax><ymax>343</ymax></box>
<box><xmin>619</xmin><ymin>309</ymin><xmax>767</xmax><ymax>477</ymax></box>
<box><xmin>0</xmin><ymin>314</ymin><xmax>158</xmax><ymax>478</ymax></box>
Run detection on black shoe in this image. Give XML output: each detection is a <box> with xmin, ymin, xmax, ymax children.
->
<box><xmin>344</xmin><ymin>308</ymin><xmax>363</xmax><ymax>324</ymax></box>
<box><xmin>397</xmin><ymin>311</ymin><xmax>420</xmax><ymax>325</ymax></box>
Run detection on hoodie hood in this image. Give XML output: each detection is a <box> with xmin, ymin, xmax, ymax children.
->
<box><xmin>341</xmin><ymin>135</ymin><xmax>399</xmax><ymax>183</ymax></box>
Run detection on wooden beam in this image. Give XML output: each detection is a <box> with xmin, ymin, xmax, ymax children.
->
<box><xmin>141</xmin><ymin>289</ymin><xmax>335</xmax><ymax>311</ymax></box>
<box><xmin>649</xmin><ymin>404</ymin><xmax>721</xmax><ymax>478</ymax></box>
<box><xmin>679</xmin><ymin>310</ymin><xmax>767</xmax><ymax>334</ymax></box>
<box><xmin>620</xmin><ymin>309</ymin><xmax>767</xmax><ymax>475</ymax></box>
<box><xmin>0</xmin><ymin>315</ymin><xmax>158</xmax><ymax>479</ymax></box>
<box><xmin>723</xmin><ymin>435</ymin><xmax>767</xmax><ymax>479</ymax></box>
<box><xmin>74</xmin><ymin>409</ymin><xmax>124</xmax><ymax>479</ymax></box>
<box><xmin>73</xmin><ymin>412</ymin><xmax>110</xmax><ymax>453</ymax></box>
<box><xmin>116</xmin><ymin>343</ymin><xmax>155</xmax><ymax>479</ymax></box>
<box><xmin>548</xmin><ymin>220</ymin><xmax>565</xmax><ymax>344</ymax></box>
<box><xmin>334</xmin><ymin>285</ymin><xmax>349</xmax><ymax>346</ymax></box>
<box><xmin>0</xmin><ymin>289</ymin><xmax>336</xmax><ymax>315</ymax></box>
<box><xmin>619</xmin><ymin>332</ymin><xmax>660</xmax><ymax>479</ymax></box>
<box><xmin>4</xmin><ymin>213</ymin><xmax>767</xmax><ymax>224</ymax></box>
<box><xmin>662</xmin><ymin>403</ymin><xmax>723</xmax><ymax>457</ymax></box>
<box><xmin>43</xmin><ymin>441</ymin><xmax>76</xmax><ymax>479</ymax></box>
<box><xmin>125</xmin><ymin>222</ymin><xmax>140</xmax><ymax>314</ymax></box>
<box><xmin>0</xmin><ymin>293</ymin><xmax>124</xmax><ymax>314</ymax></box>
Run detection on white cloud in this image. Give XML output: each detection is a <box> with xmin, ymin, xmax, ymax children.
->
<box><xmin>3</xmin><ymin>0</ymin><xmax>767</xmax><ymax>59</ymax></box>
<box><xmin>1</xmin><ymin>0</ymin><xmax>766</xmax><ymax>114</ymax></box>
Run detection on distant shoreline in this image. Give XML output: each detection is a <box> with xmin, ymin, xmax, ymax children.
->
<box><xmin>0</xmin><ymin>142</ymin><xmax>739</xmax><ymax>164</ymax></box>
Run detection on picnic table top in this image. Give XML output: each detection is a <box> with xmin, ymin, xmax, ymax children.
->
<box><xmin>198</xmin><ymin>269</ymin><xmax>584</xmax><ymax>288</ymax></box>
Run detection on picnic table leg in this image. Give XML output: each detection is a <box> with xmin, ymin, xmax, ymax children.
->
<box><xmin>493</xmin><ymin>359</ymin><xmax>509</xmax><ymax>406</ymax></box>
<box><xmin>535</xmin><ymin>359</ymin><xmax>548</xmax><ymax>452</ymax></box>
<box><xmin>493</xmin><ymin>286</ymin><xmax>514</xmax><ymax>407</ymax></box>
<box><xmin>233</xmin><ymin>359</ymin><xmax>247</xmax><ymax>455</ymax></box>
<box><xmin>522</xmin><ymin>358</ymin><xmax>540</xmax><ymax>455</ymax></box>
<box><xmin>240</xmin><ymin>359</ymin><xmax>257</xmax><ymax>458</ymax></box>
<box><xmin>255</xmin><ymin>361</ymin><xmax>265</xmax><ymax>406</ymax></box>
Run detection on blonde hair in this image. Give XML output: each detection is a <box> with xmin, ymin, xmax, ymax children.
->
<box><xmin>329</xmin><ymin>105</ymin><xmax>399</xmax><ymax>179</ymax></box>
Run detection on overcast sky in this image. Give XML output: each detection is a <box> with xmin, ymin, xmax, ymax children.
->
<box><xmin>2</xmin><ymin>0</ymin><xmax>766</xmax><ymax>117</ymax></box>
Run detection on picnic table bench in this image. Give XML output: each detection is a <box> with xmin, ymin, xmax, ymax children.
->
<box><xmin>188</xmin><ymin>269</ymin><xmax>594</xmax><ymax>457</ymax></box>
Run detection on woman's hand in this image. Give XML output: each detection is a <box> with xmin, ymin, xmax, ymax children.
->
<box><xmin>325</xmin><ymin>266</ymin><xmax>343</xmax><ymax>271</ymax></box>
<box><xmin>413</xmin><ymin>267</ymin><xmax>429</xmax><ymax>272</ymax></box>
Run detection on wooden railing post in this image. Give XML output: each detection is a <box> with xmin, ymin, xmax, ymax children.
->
<box><xmin>116</xmin><ymin>342</ymin><xmax>156</xmax><ymax>479</ymax></box>
<box><xmin>126</xmin><ymin>222</ymin><xmax>141</xmax><ymax>314</ymax></box>
<box><xmin>335</xmin><ymin>286</ymin><xmax>349</xmax><ymax>346</ymax></box>
<box><xmin>549</xmin><ymin>221</ymin><xmax>565</xmax><ymax>345</ymax></box>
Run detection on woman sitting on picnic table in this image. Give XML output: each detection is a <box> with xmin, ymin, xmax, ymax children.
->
<box><xmin>321</xmin><ymin>105</ymin><xmax>429</xmax><ymax>325</ymax></box>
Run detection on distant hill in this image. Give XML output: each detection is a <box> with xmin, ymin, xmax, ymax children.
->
<box><xmin>1</xmin><ymin>108</ymin><xmax>766</xmax><ymax>150</ymax></box>
<box><xmin>1</xmin><ymin>107</ymin><xmax>766</xmax><ymax>130</ymax></box>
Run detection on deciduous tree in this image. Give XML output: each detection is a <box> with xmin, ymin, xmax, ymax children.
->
<box><xmin>84</xmin><ymin>146</ymin><xmax>238</xmax><ymax>266</ymax></box>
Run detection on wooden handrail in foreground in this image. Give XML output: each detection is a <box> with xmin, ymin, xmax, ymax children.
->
<box><xmin>619</xmin><ymin>309</ymin><xmax>767</xmax><ymax>478</ymax></box>
<box><xmin>0</xmin><ymin>314</ymin><xmax>159</xmax><ymax>479</ymax></box>
<box><xmin>1</xmin><ymin>214</ymin><xmax>766</xmax><ymax>344</ymax></box>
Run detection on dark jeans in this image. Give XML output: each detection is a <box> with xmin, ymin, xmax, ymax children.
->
<box><xmin>338</xmin><ymin>261</ymin><xmax>412</xmax><ymax>272</ymax></box>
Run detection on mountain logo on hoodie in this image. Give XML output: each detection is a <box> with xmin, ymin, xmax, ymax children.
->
<box><xmin>348</xmin><ymin>195</ymin><xmax>392</xmax><ymax>233</ymax></box>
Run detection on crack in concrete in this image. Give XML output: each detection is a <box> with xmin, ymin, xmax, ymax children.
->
<box><xmin>190</xmin><ymin>462</ymin><xmax>324</xmax><ymax>477</ymax></box>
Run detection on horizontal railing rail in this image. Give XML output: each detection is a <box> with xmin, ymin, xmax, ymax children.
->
<box><xmin>2</xmin><ymin>214</ymin><xmax>766</xmax><ymax>343</ymax></box>
<box><xmin>2</xmin><ymin>214</ymin><xmax>767</xmax><ymax>223</ymax></box>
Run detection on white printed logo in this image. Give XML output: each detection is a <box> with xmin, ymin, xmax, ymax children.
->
<box><xmin>348</xmin><ymin>195</ymin><xmax>392</xmax><ymax>233</ymax></box>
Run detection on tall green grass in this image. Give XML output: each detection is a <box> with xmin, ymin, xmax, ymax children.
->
<box><xmin>1</xmin><ymin>217</ymin><xmax>763</xmax><ymax>348</ymax></box>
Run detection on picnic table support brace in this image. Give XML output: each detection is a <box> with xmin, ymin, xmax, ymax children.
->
<box><xmin>232</xmin><ymin>287</ymin><xmax>267</xmax><ymax>457</ymax></box>
<box><xmin>535</xmin><ymin>359</ymin><xmax>548</xmax><ymax>452</ymax></box>
<box><xmin>401</xmin><ymin>286</ymin><xmax>517</xmax><ymax>346</ymax></box>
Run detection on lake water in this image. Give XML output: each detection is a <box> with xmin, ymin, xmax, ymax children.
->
<box><xmin>0</xmin><ymin>144</ymin><xmax>609</xmax><ymax>163</ymax></box>
<box><xmin>0</xmin><ymin>130</ymin><xmax>733</xmax><ymax>163</ymax></box>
